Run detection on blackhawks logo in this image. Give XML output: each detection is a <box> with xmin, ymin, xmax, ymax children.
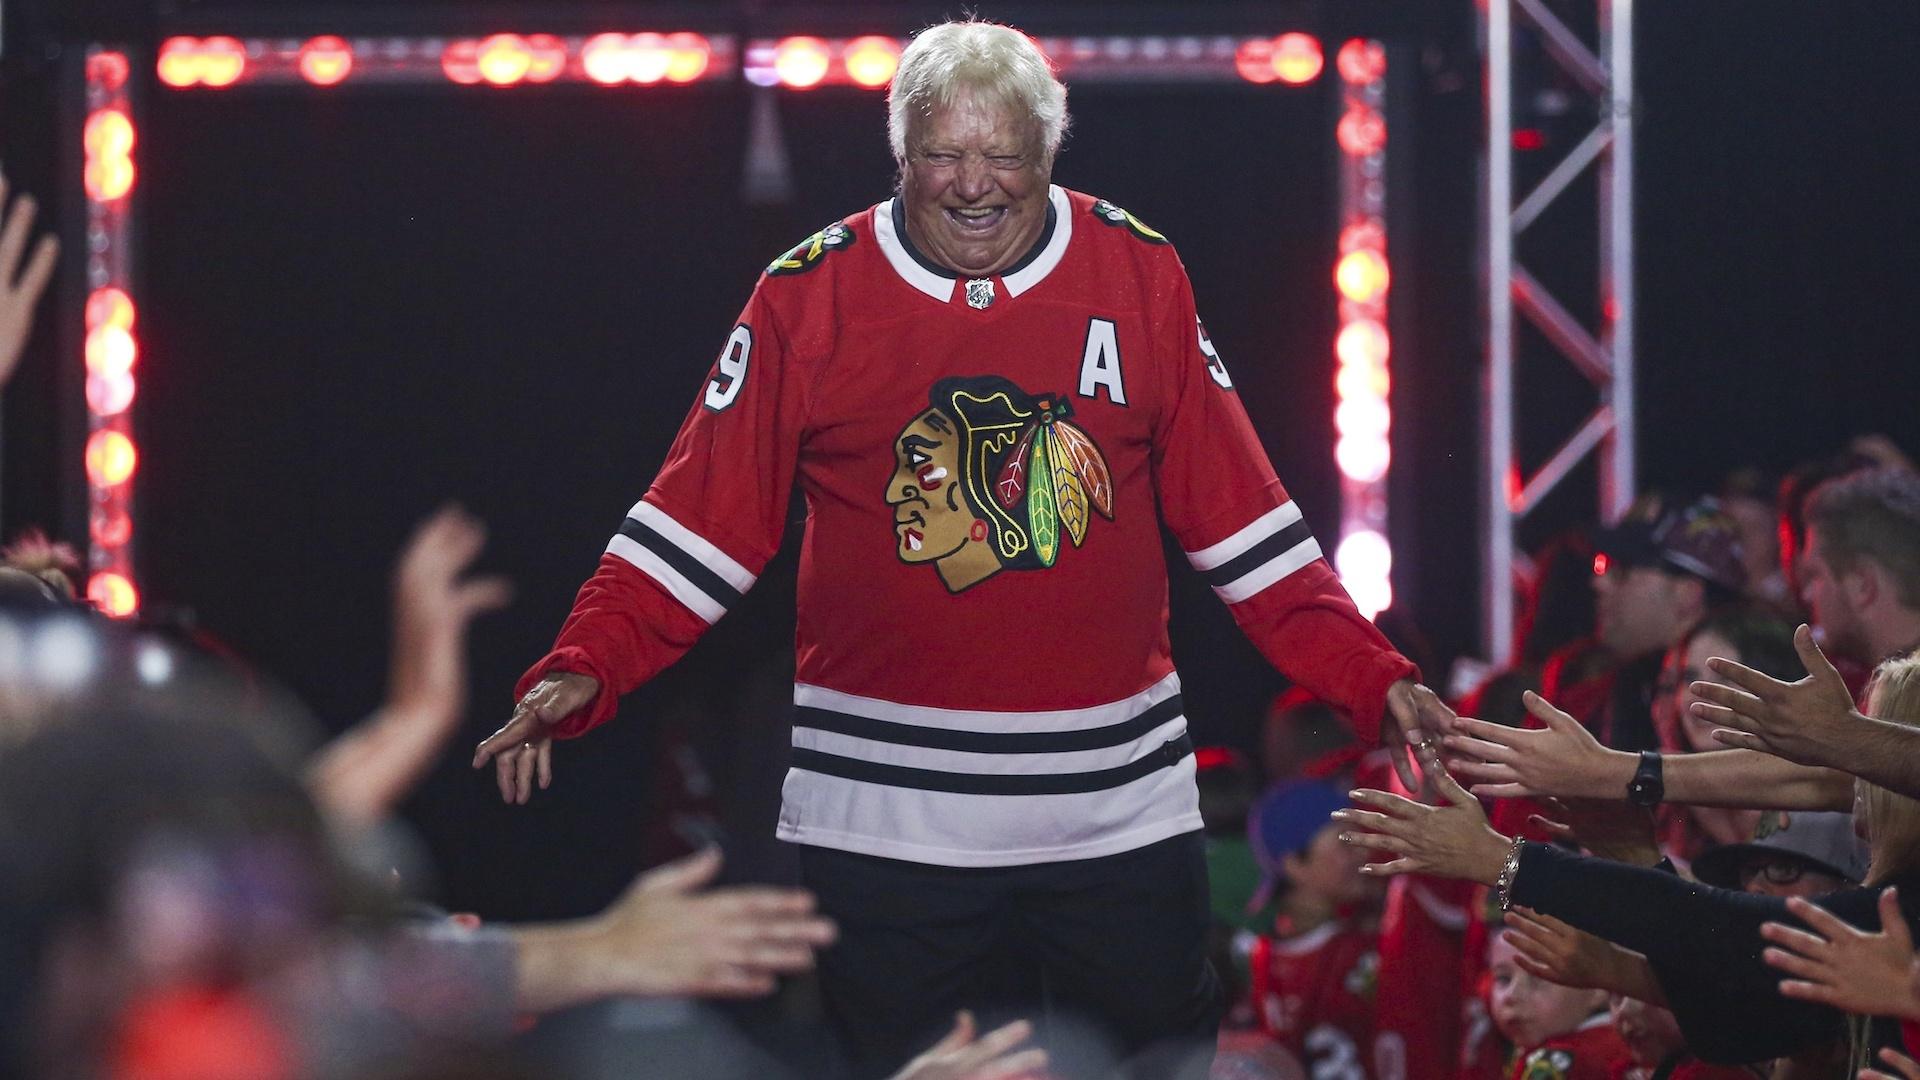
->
<box><xmin>767</xmin><ymin>220</ymin><xmax>854</xmax><ymax>275</ymax></box>
<box><xmin>886</xmin><ymin>375</ymin><xmax>1116</xmax><ymax>593</ymax></box>
<box><xmin>1520</xmin><ymin>1048</ymin><xmax>1574</xmax><ymax>1080</ymax></box>
<box><xmin>1090</xmin><ymin>199</ymin><xmax>1169</xmax><ymax>244</ymax></box>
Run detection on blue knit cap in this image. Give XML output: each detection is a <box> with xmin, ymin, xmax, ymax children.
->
<box><xmin>1247</xmin><ymin>778</ymin><xmax>1350</xmax><ymax>878</ymax></box>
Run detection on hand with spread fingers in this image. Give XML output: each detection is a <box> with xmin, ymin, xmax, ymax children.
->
<box><xmin>888</xmin><ymin>1012</ymin><xmax>1050</xmax><ymax>1080</ymax></box>
<box><xmin>1505</xmin><ymin>906</ymin><xmax>1665</xmax><ymax>1005</ymax></box>
<box><xmin>0</xmin><ymin>174</ymin><xmax>59</xmax><ymax>391</ymax></box>
<box><xmin>1384</xmin><ymin>678</ymin><xmax>1459</xmax><ymax>791</ymax></box>
<box><xmin>1691</xmin><ymin>624</ymin><xmax>1862</xmax><ymax>768</ymax></box>
<box><xmin>513</xmin><ymin>847</ymin><xmax>840</xmax><ymax>1011</ymax></box>
<box><xmin>472</xmin><ymin>669</ymin><xmax>600</xmax><ymax>804</ymax></box>
<box><xmin>1441</xmin><ymin>690</ymin><xmax>1635</xmax><ymax>801</ymax></box>
<box><xmin>1334</xmin><ymin>745</ymin><xmax>1511</xmax><ymax>885</ymax></box>
<box><xmin>1759</xmin><ymin>888</ymin><xmax>1920</xmax><ymax>1020</ymax></box>
<box><xmin>1863</xmin><ymin>1046</ymin><xmax>1920</xmax><ymax>1080</ymax></box>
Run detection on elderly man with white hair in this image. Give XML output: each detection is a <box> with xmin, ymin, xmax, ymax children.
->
<box><xmin>477</xmin><ymin>19</ymin><xmax>1449</xmax><ymax>1077</ymax></box>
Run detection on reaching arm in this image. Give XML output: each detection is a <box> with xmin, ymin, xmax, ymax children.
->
<box><xmin>1444</xmin><ymin>690</ymin><xmax>1854</xmax><ymax>811</ymax></box>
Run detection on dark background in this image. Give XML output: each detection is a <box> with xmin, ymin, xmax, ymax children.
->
<box><xmin>1</xmin><ymin>1</ymin><xmax>1916</xmax><ymax>918</ymax></box>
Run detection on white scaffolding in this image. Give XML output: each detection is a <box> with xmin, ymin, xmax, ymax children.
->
<box><xmin>1481</xmin><ymin>0</ymin><xmax>1635</xmax><ymax>664</ymax></box>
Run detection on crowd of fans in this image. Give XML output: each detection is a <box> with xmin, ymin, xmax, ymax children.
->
<box><xmin>3</xmin><ymin>162</ymin><xmax>1920</xmax><ymax>1080</ymax></box>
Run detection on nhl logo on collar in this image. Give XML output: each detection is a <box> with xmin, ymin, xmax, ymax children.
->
<box><xmin>965</xmin><ymin>278</ymin><xmax>996</xmax><ymax>309</ymax></box>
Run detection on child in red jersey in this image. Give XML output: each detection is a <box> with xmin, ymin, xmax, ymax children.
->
<box><xmin>1487</xmin><ymin>928</ymin><xmax>1633</xmax><ymax>1080</ymax></box>
<box><xmin>1240</xmin><ymin>778</ymin><xmax>1386</xmax><ymax>1079</ymax></box>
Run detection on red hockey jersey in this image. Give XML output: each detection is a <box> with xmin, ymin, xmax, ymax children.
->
<box><xmin>520</xmin><ymin>186</ymin><xmax>1414</xmax><ymax>867</ymax></box>
<box><xmin>1371</xmin><ymin>876</ymin><xmax>1474</xmax><ymax>1080</ymax></box>
<box><xmin>1249</xmin><ymin>920</ymin><xmax>1381</xmax><ymax>1080</ymax></box>
<box><xmin>1507</xmin><ymin>1018</ymin><xmax>1634</xmax><ymax>1080</ymax></box>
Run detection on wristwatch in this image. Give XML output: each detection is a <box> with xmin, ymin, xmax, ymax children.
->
<box><xmin>1625</xmin><ymin>750</ymin><xmax>1664</xmax><ymax>807</ymax></box>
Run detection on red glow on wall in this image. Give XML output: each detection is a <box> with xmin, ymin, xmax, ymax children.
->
<box><xmin>1233</xmin><ymin>38</ymin><xmax>1278</xmax><ymax>85</ymax></box>
<box><xmin>298</xmin><ymin>37</ymin><xmax>354</xmax><ymax>86</ymax></box>
<box><xmin>440</xmin><ymin>39</ymin><xmax>482</xmax><ymax>85</ymax></box>
<box><xmin>1336</xmin><ymin>39</ymin><xmax>1386</xmax><ymax>85</ymax></box>
<box><xmin>1513</xmin><ymin>128</ymin><xmax>1546</xmax><ymax>151</ymax></box>
<box><xmin>91</xmin><ymin>507</ymin><xmax>133</xmax><ymax>549</ymax></box>
<box><xmin>87</xmin><ymin>51</ymin><xmax>131</xmax><ymax>91</ymax></box>
<box><xmin>1337</xmin><ymin>106</ymin><xmax>1387</xmax><ymax>157</ymax></box>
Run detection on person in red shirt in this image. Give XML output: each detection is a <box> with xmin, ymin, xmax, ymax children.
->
<box><xmin>1242</xmin><ymin>779</ymin><xmax>1384</xmax><ymax>1079</ymax></box>
<box><xmin>1487</xmin><ymin>929</ymin><xmax>1633</xmax><ymax>1080</ymax></box>
<box><xmin>468</xmin><ymin>18</ymin><xmax>1451</xmax><ymax>1078</ymax></box>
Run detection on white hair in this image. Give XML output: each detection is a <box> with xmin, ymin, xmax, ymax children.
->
<box><xmin>887</xmin><ymin>21</ymin><xmax>1069</xmax><ymax>165</ymax></box>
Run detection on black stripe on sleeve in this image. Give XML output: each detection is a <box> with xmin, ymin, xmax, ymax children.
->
<box><xmin>618</xmin><ymin>517</ymin><xmax>745</xmax><ymax>610</ymax></box>
<box><xmin>1202</xmin><ymin>518</ymin><xmax>1317</xmax><ymax>590</ymax></box>
<box><xmin>790</xmin><ymin>733</ymin><xmax>1194</xmax><ymax>796</ymax></box>
<box><xmin>794</xmin><ymin>695</ymin><xmax>1185</xmax><ymax>755</ymax></box>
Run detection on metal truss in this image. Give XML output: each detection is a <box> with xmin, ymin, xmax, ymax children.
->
<box><xmin>1481</xmin><ymin>0</ymin><xmax>1634</xmax><ymax>664</ymax></box>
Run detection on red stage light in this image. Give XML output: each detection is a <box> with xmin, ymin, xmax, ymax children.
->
<box><xmin>157</xmin><ymin>38</ymin><xmax>201</xmax><ymax>87</ymax></box>
<box><xmin>85</xmin><ymin>325</ymin><xmax>136</xmax><ymax>377</ymax></box>
<box><xmin>626</xmin><ymin>33</ymin><xmax>672</xmax><ymax>84</ymax></box>
<box><xmin>525</xmin><ymin>34</ymin><xmax>567</xmax><ymax>83</ymax></box>
<box><xmin>1337</xmin><ymin>105</ymin><xmax>1387</xmax><ymax>156</ymax></box>
<box><xmin>87</xmin><ymin>51</ymin><xmax>131</xmax><ymax>91</ymax></box>
<box><xmin>1336</xmin><ymin>39</ymin><xmax>1386</xmax><ymax>85</ymax></box>
<box><xmin>1335</xmin><ymin>434</ymin><xmax>1391</xmax><ymax>484</ymax></box>
<box><xmin>87</xmin><ymin>371</ymin><xmax>136</xmax><ymax>416</ymax></box>
<box><xmin>1338</xmin><ymin>220</ymin><xmax>1385</xmax><ymax>255</ymax></box>
<box><xmin>199</xmin><ymin>37</ymin><xmax>247</xmax><ymax>88</ymax></box>
<box><xmin>1233</xmin><ymin>38</ymin><xmax>1278</xmax><ymax>85</ymax></box>
<box><xmin>582</xmin><ymin>33</ymin><xmax>630</xmax><ymax>84</ymax></box>
<box><xmin>85</xmin><ymin>430</ymin><xmax>138</xmax><ymax>487</ymax></box>
<box><xmin>298</xmin><ymin>36</ymin><xmax>354</xmax><ymax>86</ymax></box>
<box><xmin>1335</xmin><ymin>396</ymin><xmax>1390</xmax><ymax>440</ymax></box>
<box><xmin>87</xmin><ymin>572</ymin><xmax>139</xmax><ymax>618</ymax></box>
<box><xmin>1272</xmin><ymin>33</ymin><xmax>1323</xmax><ymax>85</ymax></box>
<box><xmin>1513</xmin><ymin>128</ymin><xmax>1545</xmax><ymax>151</ymax></box>
<box><xmin>476</xmin><ymin>34</ymin><xmax>533</xmax><ymax>86</ymax></box>
<box><xmin>773</xmin><ymin>37</ymin><xmax>830</xmax><ymax>88</ymax></box>
<box><xmin>1336</xmin><ymin>249</ymin><xmax>1390</xmax><ymax>303</ymax></box>
<box><xmin>1335</xmin><ymin>319</ymin><xmax>1390</xmax><ymax>370</ymax></box>
<box><xmin>84</xmin><ymin>109</ymin><xmax>135</xmax><ymax>160</ymax></box>
<box><xmin>86</xmin><ymin>288</ymin><xmax>136</xmax><ymax>332</ymax></box>
<box><xmin>84</xmin><ymin>157</ymin><xmax>136</xmax><ymax>202</ymax></box>
<box><xmin>844</xmin><ymin>36</ymin><xmax>902</xmax><ymax>88</ymax></box>
<box><xmin>91</xmin><ymin>507</ymin><xmax>133</xmax><ymax>548</ymax></box>
<box><xmin>1336</xmin><ymin>360</ymin><xmax>1391</xmax><ymax>401</ymax></box>
<box><xmin>440</xmin><ymin>40</ymin><xmax>482</xmax><ymax>85</ymax></box>
<box><xmin>665</xmin><ymin>33</ymin><xmax>712</xmax><ymax>83</ymax></box>
<box><xmin>1593</xmin><ymin>552</ymin><xmax>1610</xmax><ymax>576</ymax></box>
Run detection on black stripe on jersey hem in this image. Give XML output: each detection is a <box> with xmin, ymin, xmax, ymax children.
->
<box><xmin>617</xmin><ymin>518</ymin><xmax>743</xmax><ymax>609</ymax></box>
<box><xmin>794</xmin><ymin>695</ymin><xmax>1184</xmax><ymax>754</ymax></box>
<box><xmin>790</xmin><ymin>732</ymin><xmax>1194</xmax><ymax>796</ymax></box>
<box><xmin>889</xmin><ymin>196</ymin><xmax>1057</xmax><ymax>281</ymax></box>
<box><xmin>1203</xmin><ymin>519</ymin><xmax>1316</xmax><ymax>589</ymax></box>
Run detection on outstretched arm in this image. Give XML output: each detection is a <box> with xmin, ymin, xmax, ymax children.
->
<box><xmin>1444</xmin><ymin>690</ymin><xmax>1853</xmax><ymax>811</ymax></box>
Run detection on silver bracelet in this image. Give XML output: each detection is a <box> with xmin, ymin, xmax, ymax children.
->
<box><xmin>1495</xmin><ymin>836</ymin><xmax>1526</xmax><ymax>911</ymax></box>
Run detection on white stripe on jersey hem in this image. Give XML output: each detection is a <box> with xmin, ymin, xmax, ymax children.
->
<box><xmin>1001</xmin><ymin>186</ymin><xmax>1073</xmax><ymax>298</ymax></box>
<box><xmin>1213</xmin><ymin>537</ymin><xmax>1323</xmax><ymax>604</ymax></box>
<box><xmin>1267</xmin><ymin>921</ymin><xmax>1344</xmax><ymax>956</ymax></box>
<box><xmin>793</xmin><ymin>671</ymin><xmax>1182</xmax><ymax>734</ymax></box>
<box><xmin>791</xmin><ymin>714</ymin><xmax>1189</xmax><ymax>775</ymax></box>
<box><xmin>1408</xmin><ymin>881</ymin><xmax>1471</xmax><ymax>932</ymax></box>
<box><xmin>629</xmin><ymin>500</ymin><xmax>758</xmax><ymax>594</ymax></box>
<box><xmin>1185</xmin><ymin>501</ymin><xmax>1305</xmax><ymax>571</ymax></box>
<box><xmin>607</xmin><ymin>533</ymin><xmax>726</xmax><ymax>625</ymax></box>
<box><xmin>776</xmin><ymin>810</ymin><xmax>1203</xmax><ymax>868</ymax></box>
<box><xmin>873</xmin><ymin>201</ymin><xmax>956</xmax><ymax>303</ymax></box>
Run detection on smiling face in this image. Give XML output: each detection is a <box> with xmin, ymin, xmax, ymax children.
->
<box><xmin>898</xmin><ymin>90</ymin><xmax>1052</xmax><ymax>277</ymax></box>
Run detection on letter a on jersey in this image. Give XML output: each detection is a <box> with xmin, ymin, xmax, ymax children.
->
<box><xmin>1077</xmin><ymin>318</ymin><xmax>1127</xmax><ymax>406</ymax></box>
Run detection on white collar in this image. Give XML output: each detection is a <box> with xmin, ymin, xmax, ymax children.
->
<box><xmin>874</xmin><ymin>185</ymin><xmax>1073</xmax><ymax>304</ymax></box>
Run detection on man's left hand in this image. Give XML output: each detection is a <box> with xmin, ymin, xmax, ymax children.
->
<box><xmin>1384</xmin><ymin>679</ymin><xmax>1456</xmax><ymax>790</ymax></box>
<box><xmin>1690</xmin><ymin>624</ymin><xmax>1857</xmax><ymax>769</ymax></box>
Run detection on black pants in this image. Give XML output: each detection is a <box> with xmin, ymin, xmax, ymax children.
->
<box><xmin>798</xmin><ymin>831</ymin><xmax>1222</xmax><ymax>1080</ymax></box>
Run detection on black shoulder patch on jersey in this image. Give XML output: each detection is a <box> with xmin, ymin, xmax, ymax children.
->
<box><xmin>767</xmin><ymin>220</ymin><xmax>855</xmax><ymax>276</ymax></box>
<box><xmin>1090</xmin><ymin>199</ymin><xmax>1169</xmax><ymax>245</ymax></box>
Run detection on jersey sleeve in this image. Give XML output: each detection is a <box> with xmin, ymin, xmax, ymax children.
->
<box><xmin>516</xmin><ymin>278</ymin><xmax>809</xmax><ymax>738</ymax></box>
<box><xmin>1146</xmin><ymin>251</ymin><xmax>1416</xmax><ymax>744</ymax></box>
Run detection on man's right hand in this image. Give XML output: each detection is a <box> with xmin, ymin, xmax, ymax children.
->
<box><xmin>472</xmin><ymin>671</ymin><xmax>599</xmax><ymax>803</ymax></box>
